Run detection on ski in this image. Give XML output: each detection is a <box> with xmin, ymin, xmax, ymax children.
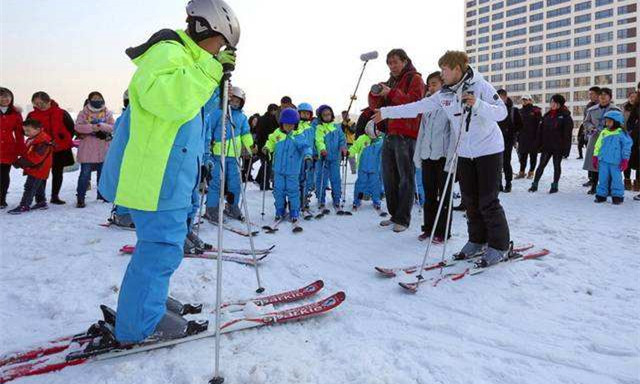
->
<box><xmin>98</xmin><ymin>222</ymin><xmax>135</xmax><ymax>231</ymax></box>
<box><xmin>291</xmin><ymin>220</ymin><xmax>303</xmax><ymax>233</ymax></box>
<box><xmin>120</xmin><ymin>244</ymin><xmax>274</xmax><ymax>257</ymax></box>
<box><xmin>398</xmin><ymin>248</ymin><xmax>550</xmax><ymax>292</ymax></box>
<box><xmin>211</xmin><ymin>222</ymin><xmax>259</xmax><ymax>237</ymax></box>
<box><xmin>0</xmin><ymin>292</ymin><xmax>345</xmax><ymax>383</ymax></box>
<box><xmin>218</xmin><ymin>280</ymin><xmax>325</xmax><ymax>312</ymax></box>
<box><xmin>262</xmin><ymin>218</ymin><xmax>285</xmax><ymax>234</ymax></box>
<box><xmin>375</xmin><ymin>243</ymin><xmax>534</xmax><ymax>278</ymax></box>
<box><xmin>118</xmin><ymin>246</ymin><xmax>267</xmax><ymax>267</ymax></box>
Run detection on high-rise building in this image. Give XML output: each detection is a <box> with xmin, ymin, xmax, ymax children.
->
<box><xmin>464</xmin><ymin>0</ymin><xmax>639</xmax><ymax>126</ymax></box>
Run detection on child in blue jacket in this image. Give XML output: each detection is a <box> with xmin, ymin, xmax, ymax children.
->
<box><xmin>296</xmin><ymin>103</ymin><xmax>316</xmax><ymax>210</ymax></box>
<box><xmin>263</xmin><ymin>108</ymin><xmax>311</xmax><ymax>221</ymax></box>
<box><xmin>315</xmin><ymin>105</ymin><xmax>347</xmax><ymax>210</ymax></box>
<box><xmin>350</xmin><ymin>121</ymin><xmax>384</xmax><ymax>211</ymax></box>
<box><xmin>593</xmin><ymin>110</ymin><xmax>633</xmax><ymax>204</ymax></box>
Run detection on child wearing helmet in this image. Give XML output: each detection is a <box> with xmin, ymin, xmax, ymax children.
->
<box><xmin>315</xmin><ymin>105</ymin><xmax>348</xmax><ymax>210</ymax></box>
<box><xmin>296</xmin><ymin>103</ymin><xmax>316</xmax><ymax>211</ymax></box>
<box><xmin>350</xmin><ymin>120</ymin><xmax>384</xmax><ymax>212</ymax></box>
<box><xmin>263</xmin><ymin>108</ymin><xmax>311</xmax><ymax>221</ymax></box>
<box><xmin>593</xmin><ymin>110</ymin><xmax>633</xmax><ymax>204</ymax></box>
<box><xmin>204</xmin><ymin>86</ymin><xmax>256</xmax><ymax>223</ymax></box>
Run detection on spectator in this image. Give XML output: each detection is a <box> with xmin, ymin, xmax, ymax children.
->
<box><xmin>0</xmin><ymin>87</ymin><xmax>25</xmax><ymax>208</ymax></box>
<box><xmin>515</xmin><ymin>94</ymin><xmax>541</xmax><ymax>180</ymax></box>
<box><xmin>577</xmin><ymin>86</ymin><xmax>601</xmax><ymax>161</ymax></box>
<box><xmin>528</xmin><ymin>94</ymin><xmax>573</xmax><ymax>194</ymax></box>
<box><xmin>625</xmin><ymin>87</ymin><xmax>639</xmax><ymax>193</ymax></box>
<box><xmin>341</xmin><ymin>110</ymin><xmax>357</xmax><ymax>174</ymax></box>
<box><xmin>497</xmin><ymin>89</ymin><xmax>522</xmax><ymax>192</ymax></box>
<box><xmin>27</xmin><ymin>91</ymin><xmax>75</xmax><ymax>204</ymax></box>
<box><xmin>582</xmin><ymin>87</ymin><xmax>621</xmax><ymax>194</ymax></box>
<box><xmin>368</xmin><ymin>48</ymin><xmax>425</xmax><ymax>232</ymax></box>
<box><xmin>255</xmin><ymin>104</ymin><xmax>279</xmax><ymax>190</ymax></box>
<box><xmin>74</xmin><ymin>91</ymin><xmax>115</xmax><ymax>208</ymax></box>
<box><xmin>242</xmin><ymin>113</ymin><xmax>260</xmax><ymax>182</ymax></box>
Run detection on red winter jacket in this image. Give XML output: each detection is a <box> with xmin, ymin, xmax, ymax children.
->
<box><xmin>14</xmin><ymin>131</ymin><xmax>53</xmax><ymax>180</ymax></box>
<box><xmin>0</xmin><ymin>105</ymin><xmax>25</xmax><ymax>164</ymax></box>
<box><xmin>368</xmin><ymin>62</ymin><xmax>425</xmax><ymax>139</ymax></box>
<box><xmin>27</xmin><ymin>101</ymin><xmax>74</xmax><ymax>152</ymax></box>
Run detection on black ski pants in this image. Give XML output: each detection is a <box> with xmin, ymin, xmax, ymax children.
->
<box><xmin>533</xmin><ymin>152</ymin><xmax>563</xmax><ymax>185</ymax></box>
<box><xmin>381</xmin><ymin>135</ymin><xmax>415</xmax><ymax>227</ymax></box>
<box><xmin>502</xmin><ymin>141</ymin><xmax>513</xmax><ymax>185</ymax></box>
<box><xmin>458</xmin><ymin>152</ymin><xmax>510</xmax><ymax>251</ymax></box>
<box><xmin>0</xmin><ymin>164</ymin><xmax>10</xmax><ymax>204</ymax></box>
<box><xmin>421</xmin><ymin>158</ymin><xmax>452</xmax><ymax>238</ymax></box>
<box><xmin>518</xmin><ymin>151</ymin><xmax>538</xmax><ymax>174</ymax></box>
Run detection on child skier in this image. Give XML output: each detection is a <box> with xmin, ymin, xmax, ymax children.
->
<box><xmin>593</xmin><ymin>110</ymin><xmax>633</xmax><ymax>204</ymax></box>
<box><xmin>263</xmin><ymin>108</ymin><xmax>311</xmax><ymax>223</ymax></box>
<box><xmin>296</xmin><ymin>102</ymin><xmax>316</xmax><ymax>212</ymax></box>
<box><xmin>315</xmin><ymin>104</ymin><xmax>347</xmax><ymax>211</ymax></box>
<box><xmin>350</xmin><ymin>120</ymin><xmax>384</xmax><ymax>212</ymax></box>
<box><xmin>205</xmin><ymin>86</ymin><xmax>256</xmax><ymax>222</ymax></box>
<box><xmin>8</xmin><ymin>119</ymin><xmax>53</xmax><ymax>214</ymax></box>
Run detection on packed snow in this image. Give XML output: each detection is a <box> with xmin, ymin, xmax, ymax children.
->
<box><xmin>0</xmin><ymin>149</ymin><xmax>638</xmax><ymax>384</ymax></box>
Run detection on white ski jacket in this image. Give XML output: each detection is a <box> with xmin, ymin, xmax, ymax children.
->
<box><xmin>381</xmin><ymin>67</ymin><xmax>507</xmax><ymax>159</ymax></box>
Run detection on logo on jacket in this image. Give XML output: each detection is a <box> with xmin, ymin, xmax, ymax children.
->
<box><xmin>442</xmin><ymin>100</ymin><xmax>451</xmax><ymax>107</ymax></box>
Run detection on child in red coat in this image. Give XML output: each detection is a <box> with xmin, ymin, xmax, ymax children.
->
<box><xmin>8</xmin><ymin>119</ymin><xmax>53</xmax><ymax>214</ymax></box>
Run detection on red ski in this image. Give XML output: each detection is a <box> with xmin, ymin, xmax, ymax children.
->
<box><xmin>119</xmin><ymin>245</ymin><xmax>267</xmax><ymax>266</ymax></box>
<box><xmin>219</xmin><ymin>280</ymin><xmax>325</xmax><ymax>312</ymax></box>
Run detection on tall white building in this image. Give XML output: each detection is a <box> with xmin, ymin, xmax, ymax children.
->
<box><xmin>464</xmin><ymin>0</ymin><xmax>639</xmax><ymax>126</ymax></box>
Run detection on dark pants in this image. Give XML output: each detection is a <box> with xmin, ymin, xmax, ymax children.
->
<box><xmin>623</xmin><ymin>168</ymin><xmax>639</xmax><ymax>180</ymax></box>
<box><xmin>502</xmin><ymin>141</ymin><xmax>513</xmax><ymax>185</ymax></box>
<box><xmin>381</xmin><ymin>135</ymin><xmax>416</xmax><ymax>227</ymax></box>
<box><xmin>20</xmin><ymin>175</ymin><xmax>46</xmax><ymax>207</ymax></box>
<box><xmin>534</xmin><ymin>152</ymin><xmax>563</xmax><ymax>184</ymax></box>
<box><xmin>577</xmin><ymin>136</ymin><xmax>585</xmax><ymax>158</ymax></box>
<box><xmin>47</xmin><ymin>157</ymin><xmax>65</xmax><ymax>199</ymax></box>
<box><xmin>458</xmin><ymin>153</ymin><xmax>510</xmax><ymax>251</ymax></box>
<box><xmin>421</xmin><ymin>158</ymin><xmax>452</xmax><ymax>238</ymax></box>
<box><xmin>518</xmin><ymin>151</ymin><xmax>538</xmax><ymax>173</ymax></box>
<box><xmin>77</xmin><ymin>162</ymin><xmax>103</xmax><ymax>199</ymax></box>
<box><xmin>0</xmin><ymin>164</ymin><xmax>10</xmax><ymax>204</ymax></box>
<box><xmin>256</xmin><ymin>154</ymin><xmax>272</xmax><ymax>190</ymax></box>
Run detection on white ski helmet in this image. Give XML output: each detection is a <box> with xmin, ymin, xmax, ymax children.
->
<box><xmin>186</xmin><ymin>0</ymin><xmax>241</xmax><ymax>47</ymax></box>
<box><xmin>365</xmin><ymin>119</ymin><xmax>378</xmax><ymax>138</ymax></box>
<box><xmin>230</xmin><ymin>86</ymin><xmax>246</xmax><ymax>108</ymax></box>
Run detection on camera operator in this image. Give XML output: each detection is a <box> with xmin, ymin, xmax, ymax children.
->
<box><xmin>368</xmin><ymin>48</ymin><xmax>425</xmax><ymax>232</ymax></box>
<box><xmin>374</xmin><ymin>50</ymin><xmax>511</xmax><ymax>268</ymax></box>
<box><xmin>74</xmin><ymin>91</ymin><xmax>115</xmax><ymax>207</ymax></box>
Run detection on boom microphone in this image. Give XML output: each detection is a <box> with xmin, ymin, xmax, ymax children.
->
<box><xmin>360</xmin><ymin>51</ymin><xmax>379</xmax><ymax>62</ymax></box>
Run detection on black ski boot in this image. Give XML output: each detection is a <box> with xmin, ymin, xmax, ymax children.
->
<box><xmin>612</xmin><ymin>196</ymin><xmax>624</xmax><ymax>205</ymax></box>
<box><xmin>166</xmin><ymin>296</ymin><xmax>203</xmax><ymax>316</ymax></box>
<box><xmin>594</xmin><ymin>195</ymin><xmax>607</xmax><ymax>203</ymax></box>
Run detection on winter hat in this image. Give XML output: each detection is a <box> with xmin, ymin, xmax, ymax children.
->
<box><xmin>316</xmin><ymin>105</ymin><xmax>334</xmax><ymax>122</ymax></box>
<box><xmin>280</xmin><ymin>108</ymin><xmax>300</xmax><ymax>125</ymax></box>
<box><xmin>521</xmin><ymin>94</ymin><xmax>533</xmax><ymax>101</ymax></box>
<box><xmin>550</xmin><ymin>94</ymin><xmax>566</xmax><ymax>107</ymax></box>
<box><xmin>298</xmin><ymin>102</ymin><xmax>313</xmax><ymax>113</ymax></box>
<box><xmin>603</xmin><ymin>110</ymin><xmax>624</xmax><ymax>126</ymax></box>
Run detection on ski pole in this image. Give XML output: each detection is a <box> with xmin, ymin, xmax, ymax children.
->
<box><xmin>225</xmin><ymin>102</ymin><xmax>264</xmax><ymax>294</ymax></box>
<box><xmin>260</xmin><ymin>153</ymin><xmax>268</xmax><ymax>220</ymax></box>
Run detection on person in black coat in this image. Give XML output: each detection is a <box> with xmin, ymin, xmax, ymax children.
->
<box><xmin>255</xmin><ymin>104</ymin><xmax>279</xmax><ymax>190</ymax></box>
<box><xmin>497</xmin><ymin>90</ymin><xmax>522</xmax><ymax>192</ymax></box>
<box><xmin>515</xmin><ymin>94</ymin><xmax>541</xmax><ymax>179</ymax></box>
<box><xmin>528</xmin><ymin>94</ymin><xmax>573</xmax><ymax>194</ymax></box>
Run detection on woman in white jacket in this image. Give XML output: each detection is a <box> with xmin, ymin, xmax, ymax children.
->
<box><xmin>375</xmin><ymin>51</ymin><xmax>510</xmax><ymax>267</ymax></box>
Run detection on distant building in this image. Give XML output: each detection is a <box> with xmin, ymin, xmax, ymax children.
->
<box><xmin>464</xmin><ymin>0</ymin><xmax>639</xmax><ymax>126</ymax></box>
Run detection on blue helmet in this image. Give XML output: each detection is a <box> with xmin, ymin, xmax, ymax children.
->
<box><xmin>280</xmin><ymin>108</ymin><xmax>300</xmax><ymax>125</ymax></box>
<box><xmin>316</xmin><ymin>104</ymin><xmax>334</xmax><ymax>121</ymax></box>
<box><xmin>298</xmin><ymin>103</ymin><xmax>313</xmax><ymax>113</ymax></box>
<box><xmin>603</xmin><ymin>110</ymin><xmax>624</xmax><ymax>126</ymax></box>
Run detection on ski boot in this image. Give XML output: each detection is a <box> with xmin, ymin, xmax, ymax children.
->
<box><xmin>224</xmin><ymin>205</ymin><xmax>244</xmax><ymax>221</ymax></box>
<box><xmin>528</xmin><ymin>182</ymin><xmax>538</xmax><ymax>192</ymax></box>
<box><xmin>549</xmin><ymin>183</ymin><xmax>558</xmax><ymax>194</ymax></box>
<box><xmin>474</xmin><ymin>247</ymin><xmax>508</xmax><ymax>268</ymax></box>
<box><xmin>594</xmin><ymin>195</ymin><xmax>607</xmax><ymax>203</ymax></box>
<box><xmin>453</xmin><ymin>242</ymin><xmax>487</xmax><ymax>260</ymax></box>
<box><xmin>166</xmin><ymin>296</ymin><xmax>203</xmax><ymax>316</ymax></box>
<box><xmin>612</xmin><ymin>196</ymin><xmax>623</xmax><ymax>205</ymax></box>
<box><xmin>205</xmin><ymin>206</ymin><xmax>227</xmax><ymax>224</ymax></box>
<box><xmin>110</xmin><ymin>211</ymin><xmax>135</xmax><ymax>229</ymax></box>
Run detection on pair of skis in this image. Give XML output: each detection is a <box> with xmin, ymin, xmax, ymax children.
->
<box><xmin>0</xmin><ymin>281</ymin><xmax>344</xmax><ymax>383</ymax></box>
<box><xmin>118</xmin><ymin>245</ymin><xmax>271</xmax><ymax>267</ymax></box>
<box><xmin>262</xmin><ymin>218</ymin><xmax>303</xmax><ymax>234</ymax></box>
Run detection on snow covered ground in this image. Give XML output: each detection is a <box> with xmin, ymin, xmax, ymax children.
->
<box><xmin>1</xmin><ymin>149</ymin><xmax>638</xmax><ymax>384</ymax></box>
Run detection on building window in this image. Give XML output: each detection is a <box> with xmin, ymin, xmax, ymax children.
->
<box><xmin>492</xmin><ymin>22</ymin><xmax>504</xmax><ymax>31</ymax></box>
<box><xmin>546</xmin><ymin>52</ymin><xmax>571</xmax><ymax>64</ymax></box>
<box><xmin>491</xmin><ymin>63</ymin><xmax>504</xmax><ymax>71</ymax></box>
<box><xmin>574</xmin><ymin>49</ymin><xmax>591</xmax><ymax>60</ymax></box>
<box><xmin>618</xmin><ymin>28</ymin><xmax>637</xmax><ymax>39</ymax></box>
<box><xmin>506</xmin><ymin>38</ymin><xmax>526</xmax><ymax>47</ymax></box>
<box><xmin>492</xmin><ymin>43</ymin><xmax>504</xmax><ymax>49</ymax></box>
<box><xmin>546</xmin><ymin>0</ymin><xmax>570</xmax><ymax>6</ymax></box>
<box><xmin>467</xmin><ymin>30</ymin><xmax>476</xmax><ymax>37</ymax></box>
<box><xmin>595</xmin><ymin>0</ymin><xmax>613</xmax><ymax>6</ymax></box>
<box><xmin>546</xmin><ymin>79</ymin><xmax>571</xmax><ymax>89</ymax></box>
<box><xmin>574</xmin><ymin>36</ymin><xmax>591</xmax><ymax>46</ymax></box>
<box><xmin>506</xmin><ymin>17</ymin><xmax>527</xmax><ymax>27</ymax></box>
<box><xmin>595</xmin><ymin>31</ymin><xmax>613</xmax><ymax>43</ymax></box>
<box><xmin>529</xmin><ymin>57</ymin><xmax>543</xmax><ymax>66</ymax></box>
<box><xmin>547</xmin><ymin>6</ymin><xmax>571</xmax><ymax>18</ymax></box>
<box><xmin>617</xmin><ymin>88</ymin><xmax>635</xmax><ymax>100</ymax></box>
<box><xmin>529</xmin><ymin>69</ymin><xmax>543</xmax><ymax>78</ymax></box>
<box><xmin>547</xmin><ymin>30</ymin><xmax>571</xmax><ymax>39</ymax></box>
<box><xmin>574</xmin><ymin>90</ymin><xmax>589</xmax><ymax>101</ymax></box>
<box><xmin>575</xmin><ymin>14</ymin><xmax>591</xmax><ymax>24</ymax></box>
<box><xmin>547</xmin><ymin>18</ymin><xmax>571</xmax><ymax>31</ymax></box>
<box><xmin>479</xmin><ymin>5</ymin><xmax>490</xmax><ymax>14</ymax></box>
<box><xmin>618</xmin><ymin>17</ymin><xmax>637</xmax><ymax>26</ymax></box>
<box><xmin>479</xmin><ymin>16</ymin><xmax>490</xmax><ymax>24</ymax></box>
<box><xmin>491</xmin><ymin>74</ymin><xmax>503</xmax><ymax>83</ymax></box>
<box><xmin>492</xmin><ymin>1</ymin><xmax>504</xmax><ymax>10</ymax></box>
<box><xmin>506</xmin><ymin>5</ymin><xmax>527</xmax><ymax>17</ymax></box>
<box><xmin>467</xmin><ymin>0</ymin><xmax>477</xmax><ymax>6</ymax></box>
<box><xmin>478</xmin><ymin>65</ymin><xmax>490</xmax><ymax>73</ymax></box>
<box><xmin>478</xmin><ymin>36</ymin><xmax>489</xmax><ymax>44</ymax></box>
<box><xmin>530</xmin><ymin>24</ymin><xmax>543</xmax><ymax>34</ymax></box>
<box><xmin>574</xmin><ymin>63</ymin><xmax>591</xmax><ymax>73</ymax></box>
<box><xmin>478</xmin><ymin>54</ymin><xmax>489</xmax><ymax>62</ymax></box>
<box><xmin>479</xmin><ymin>26</ymin><xmax>489</xmax><ymax>34</ymax></box>
<box><xmin>617</xmin><ymin>57</ymin><xmax>637</xmax><ymax>69</ymax></box>
<box><xmin>574</xmin><ymin>77</ymin><xmax>591</xmax><ymax>87</ymax></box>
<box><xmin>595</xmin><ymin>9</ymin><xmax>613</xmax><ymax>20</ymax></box>
<box><xmin>506</xmin><ymin>71</ymin><xmax>526</xmax><ymax>81</ymax></box>
<box><xmin>506</xmin><ymin>47</ymin><xmax>526</xmax><ymax>57</ymax></box>
<box><xmin>492</xmin><ymin>33</ymin><xmax>504</xmax><ymax>41</ymax></box>
<box><xmin>546</xmin><ymin>39</ymin><xmax>571</xmax><ymax>51</ymax></box>
<box><xmin>616</xmin><ymin>72</ymin><xmax>636</xmax><ymax>83</ymax></box>
<box><xmin>574</xmin><ymin>1</ymin><xmax>591</xmax><ymax>12</ymax></box>
<box><xmin>467</xmin><ymin>20</ymin><xmax>477</xmax><ymax>27</ymax></box>
<box><xmin>573</xmin><ymin>106</ymin><xmax>585</xmax><ymax>117</ymax></box>
<box><xmin>594</xmin><ymin>74</ymin><xmax>612</xmax><ymax>85</ymax></box>
<box><xmin>492</xmin><ymin>51</ymin><xmax>504</xmax><ymax>60</ymax></box>
<box><xmin>492</xmin><ymin>12</ymin><xmax>504</xmax><ymax>20</ymax></box>
<box><xmin>530</xmin><ymin>1</ymin><xmax>543</xmax><ymax>11</ymax></box>
<box><xmin>575</xmin><ymin>26</ymin><xmax>591</xmax><ymax>34</ymax></box>
<box><xmin>479</xmin><ymin>45</ymin><xmax>489</xmax><ymax>51</ymax></box>
<box><xmin>529</xmin><ymin>12</ymin><xmax>543</xmax><ymax>22</ymax></box>
<box><xmin>506</xmin><ymin>27</ymin><xmax>527</xmax><ymax>38</ymax></box>
<box><xmin>594</xmin><ymin>60</ymin><xmax>613</xmax><ymax>71</ymax></box>
<box><xmin>595</xmin><ymin>46</ymin><xmax>613</xmax><ymax>57</ymax></box>
<box><xmin>596</xmin><ymin>21</ymin><xmax>613</xmax><ymax>30</ymax></box>
<box><xmin>467</xmin><ymin>10</ymin><xmax>477</xmax><ymax>17</ymax></box>
<box><xmin>529</xmin><ymin>81</ymin><xmax>543</xmax><ymax>91</ymax></box>
<box><xmin>530</xmin><ymin>35</ymin><xmax>543</xmax><ymax>42</ymax></box>
<box><xmin>505</xmin><ymin>83</ymin><xmax>526</xmax><ymax>92</ymax></box>
<box><xmin>466</xmin><ymin>39</ymin><xmax>476</xmax><ymax>47</ymax></box>
<box><xmin>546</xmin><ymin>66</ymin><xmax>571</xmax><ymax>76</ymax></box>
<box><xmin>618</xmin><ymin>4</ymin><xmax>637</xmax><ymax>15</ymax></box>
<box><xmin>506</xmin><ymin>59</ymin><xmax>526</xmax><ymax>69</ymax></box>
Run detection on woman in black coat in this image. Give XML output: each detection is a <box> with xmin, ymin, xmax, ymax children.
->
<box><xmin>529</xmin><ymin>94</ymin><xmax>573</xmax><ymax>194</ymax></box>
<box><xmin>515</xmin><ymin>95</ymin><xmax>542</xmax><ymax>179</ymax></box>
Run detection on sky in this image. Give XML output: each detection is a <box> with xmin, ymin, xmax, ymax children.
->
<box><xmin>0</xmin><ymin>0</ymin><xmax>463</xmax><ymax>116</ymax></box>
